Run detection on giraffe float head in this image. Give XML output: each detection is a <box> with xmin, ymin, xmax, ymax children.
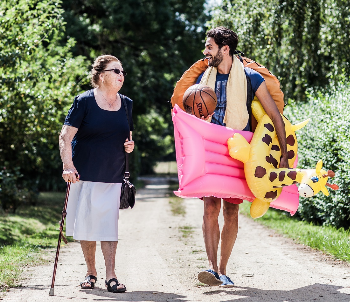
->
<box><xmin>298</xmin><ymin>160</ymin><xmax>339</xmax><ymax>197</ymax></box>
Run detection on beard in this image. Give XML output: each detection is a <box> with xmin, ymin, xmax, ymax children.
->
<box><xmin>207</xmin><ymin>48</ymin><xmax>223</xmax><ymax>67</ymax></box>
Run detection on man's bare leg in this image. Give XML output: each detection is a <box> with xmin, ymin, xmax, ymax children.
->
<box><xmin>202</xmin><ymin>196</ymin><xmax>221</xmax><ymax>272</ymax></box>
<box><xmin>80</xmin><ymin>241</ymin><xmax>97</xmax><ymax>287</ymax></box>
<box><xmin>218</xmin><ymin>200</ymin><xmax>239</xmax><ymax>276</ymax></box>
<box><xmin>101</xmin><ymin>241</ymin><xmax>125</xmax><ymax>291</ymax></box>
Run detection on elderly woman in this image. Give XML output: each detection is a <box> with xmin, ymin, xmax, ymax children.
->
<box><xmin>59</xmin><ymin>55</ymin><xmax>134</xmax><ymax>293</ymax></box>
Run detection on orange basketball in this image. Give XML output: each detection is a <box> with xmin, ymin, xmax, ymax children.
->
<box><xmin>183</xmin><ymin>84</ymin><xmax>217</xmax><ymax>118</ymax></box>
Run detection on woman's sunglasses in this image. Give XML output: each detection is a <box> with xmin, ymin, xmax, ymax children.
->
<box><xmin>103</xmin><ymin>68</ymin><xmax>127</xmax><ymax>76</ymax></box>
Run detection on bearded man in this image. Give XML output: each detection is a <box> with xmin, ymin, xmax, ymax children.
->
<box><xmin>173</xmin><ymin>27</ymin><xmax>289</xmax><ymax>287</ymax></box>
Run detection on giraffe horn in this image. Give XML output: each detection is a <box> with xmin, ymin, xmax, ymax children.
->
<box><xmin>327</xmin><ymin>170</ymin><xmax>335</xmax><ymax>177</ymax></box>
<box><xmin>323</xmin><ymin>170</ymin><xmax>336</xmax><ymax>178</ymax></box>
<box><xmin>291</xmin><ymin>119</ymin><xmax>310</xmax><ymax>132</ymax></box>
<box><xmin>326</xmin><ymin>183</ymin><xmax>339</xmax><ymax>190</ymax></box>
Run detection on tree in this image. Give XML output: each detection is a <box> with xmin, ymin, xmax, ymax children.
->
<box><xmin>0</xmin><ymin>0</ymin><xmax>88</xmax><ymax>211</ymax></box>
<box><xmin>60</xmin><ymin>0</ymin><xmax>209</xmax><ymax>174</ymax></box>
<box><xmin>208</xmin><ymin>0</ymin><xmax>350</xmax><ymax>102</ymax></box>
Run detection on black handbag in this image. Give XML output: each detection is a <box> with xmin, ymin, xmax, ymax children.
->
<box><xmin>119</xmin><ymin>96</ymin><xmax>136</xmax><ymax>209</ymax></box>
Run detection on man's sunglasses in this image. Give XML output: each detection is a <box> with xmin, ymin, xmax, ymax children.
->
<box><xmin>103</xmin><ymin>68</ymin><xmax>127</xmax><ymax>76</ymax></box>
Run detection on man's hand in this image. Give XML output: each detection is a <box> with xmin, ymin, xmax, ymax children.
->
<box><xmin>256</xmin><ymin>82</ymin><xmax>289</xmax><ymax>170</ymax></box>
<box><xmin>201</xmin><ymin>112</ymin><xmax>214</xmax><ymax>122</ymax></box>
<box><xmin>279</xmin><ymin>155</ymin><xmax>289</xmax><ymax>168</ymax></box>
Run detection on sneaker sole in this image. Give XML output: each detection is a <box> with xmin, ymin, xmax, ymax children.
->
<box><xmin>198</xmin><ymin>271</ymin><xmax>223</xmax><ymax>286</ymax></box>
<box><xmin>219</xmin><ymin>283</ymin><xmax>234</xmax><ymax>288</ymax></box>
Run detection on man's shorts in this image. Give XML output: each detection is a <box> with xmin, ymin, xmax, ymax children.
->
<box><xmin>223</xmin><ymin>198</ymin><xmax>244</xmax><ymax>204</ymax></box>
<box><xmin>200</xmin><ymin>197</ymin><xmax>243</xmax><ymax>204</ymax></box>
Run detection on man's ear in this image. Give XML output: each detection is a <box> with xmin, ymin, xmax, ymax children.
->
<box><xmin>222</xmin><ymin>45</ymin><xmax>230</xmax><ymax>55</ymax></box>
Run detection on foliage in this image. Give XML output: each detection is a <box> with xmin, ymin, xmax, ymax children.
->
<box><xmin>284</xmin><ymin>82</ymin><xmax>350</xmax><ymax>229</ymax></box>
<box><xmin>60</xmin><ymin>0</ymin><xmax>209</xmax><ymax>174</ymax></box>
<box><xmin>208</xmin><ymin>0</ymin><xmax>350</xmax><ymax>102</ymax></box>
<box><xmin>0</xmin><ymin>167</ymin><xmax>37</xmax><ymax>212</ymax></box>
<box><xmin>0</xmin><ymin>0</ymin><xmax>88</xmax><ymax>210</ymax></box>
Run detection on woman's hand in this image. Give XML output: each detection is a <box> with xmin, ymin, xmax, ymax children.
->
<box><xmin>124</xmin><ymin>138</ymin><xmax>135</xmax><ymax>153</ymax></box>
<box><xmin>62</xmin><ymin>167</ymin><xmax>79</xmax><ymax>183</ymax></box>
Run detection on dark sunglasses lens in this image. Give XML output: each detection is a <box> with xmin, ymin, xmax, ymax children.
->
<box><xmin>113</xmin><ymin>69</ymin><xmax>127</xmax><ymax>76</ymax></box>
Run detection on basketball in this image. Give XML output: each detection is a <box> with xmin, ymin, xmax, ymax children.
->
<box><xmin>182</xmin><ymin>84</ymin><xmax>217</xmax><ymax>118</ymax></box>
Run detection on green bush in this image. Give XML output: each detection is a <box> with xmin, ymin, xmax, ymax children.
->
<box><xmin>0</xmin><ymin>0</ymin><xmax>89</xmax><ymax>211</ymax></box>
<box><xmin>285</xmin><ymin>82</ymin><xmax>350</xmax><ymax>228</ymax></box>
<box><xmin>0</xmin><ymin>166</ymin><xmax>38</xmax><ymax>213</ymax></box>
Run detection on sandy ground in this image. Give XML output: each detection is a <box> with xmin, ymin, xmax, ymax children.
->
<box><xmin>2</xmin><ymin>176</ymin><xmax>350</xmax><ymax>302</ymax></box>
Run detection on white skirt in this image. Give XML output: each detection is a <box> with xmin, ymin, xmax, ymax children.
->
<box><xmin>66</xmin><ymin>181</ymin><xmax>121</xmax><ymax>241</ymax></box>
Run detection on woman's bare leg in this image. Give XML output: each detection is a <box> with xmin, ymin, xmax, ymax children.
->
<box><xmin>101</xmin><ymin>241</ymin><xmax>125</xmax><ymax>290</ymax></box>
<box><xmin>80</xmin><ymin>241</ymin><xmax>97</xmax><ymax>287</ymax></box>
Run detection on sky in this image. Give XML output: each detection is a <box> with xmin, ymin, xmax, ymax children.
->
<box><xmin>205</xmin><ymin>0</ymin><xmax>222</xmax><ymax>14</ymax></box>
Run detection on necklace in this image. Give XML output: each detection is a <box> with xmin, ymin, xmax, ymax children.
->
<box><xmin>100</xmin><ymin>91</ymin><xmax>117</xmax><ymax>108</ymax></box>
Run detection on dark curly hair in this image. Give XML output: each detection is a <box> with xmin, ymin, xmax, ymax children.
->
<box><xmin>207</xmin><ymin>27</ymin><xmax>239</xmax><ymax>56</ymax></box>
<box><xmin>90</xmin><ymin>55</ymin><xmax>121</xmax><ymax>88</ymax></box>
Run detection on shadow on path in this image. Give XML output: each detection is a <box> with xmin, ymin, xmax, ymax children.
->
<box><xmin>203</xmin><ymin>283</ymin><xmax>350</xmax><ymax>302</ymax></box>
<box><xmin>84</xmin><ymin>289</ymin><xmax>186</xmax><ymax>301</ymax></box>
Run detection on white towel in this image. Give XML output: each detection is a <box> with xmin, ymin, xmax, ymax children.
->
<box><xmin>200</xmin><ymin>56</ymin><xmax>248</xmax><ymax>130</ymax></box>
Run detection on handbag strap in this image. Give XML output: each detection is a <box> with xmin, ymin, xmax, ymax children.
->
<box><xmin>121</xmin><ymin>95</ymin><xmax>131</xmax><ymax>179</ymax></box>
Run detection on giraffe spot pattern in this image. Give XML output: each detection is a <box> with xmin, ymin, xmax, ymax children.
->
<box><xmin>279</xmin><ymin>171</ymin><xmax>286</xmax><ymax>181</ymax></box>
<box><xmin>288</xmin><ymin>150</ymin><xmax>295</xmax><ymax>159</ymax></box>
<box><xmin>265</xmin><ymin>190</ymin><xmax>278</xmax><ymax>199</ymax></box>
<box><xmin>286</xmin><ymin>135</ymin><xmax>295</xmax><ymax>146</ymax></box>
<box><xmin>264</xmin><ymin>123</ymin><xmax>274</xmax><ymax>132</ymax></box>
<box><xmin>255</xmin><ymin>166</ymin><xmax>267</xmax><ymax>178</ymax></box>
<box><xmin>262</xmin><ymin>134</ymin><xmax>272</xmax><ymax>146</ymax></box>
<box><xmin>287</xmin><ymin>171</ymin><xmax>297</xmax><ymax>180</ymax></box>
<box><xmin>271</xmin><ymin>145</ymin><xmax>280</xmax><ymax>151</ymax></box>
<box><xmin>266</xmin><ymin>155</ymin><xmax>278</xmax><ymax>168</ymax></box>
<box><xmin>269</xmin><ymin>172</ymin><xmax>277</xmax><ymax>182</ymax></box>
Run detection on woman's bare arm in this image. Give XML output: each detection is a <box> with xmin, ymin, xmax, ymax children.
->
<box><xmin>59</xmin><ymin>125</ymin><xmax>79</xmax><ymax>182</ymax></box>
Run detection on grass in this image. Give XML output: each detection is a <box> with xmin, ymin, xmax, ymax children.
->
<box><xmin>169</xmin><ymin>197</ymin><xmax>186</xmax><ymax>216</ymax></box>
<box><xmin>178</xmin><ymin>225</ymin><xmax>194</xmax><ymax>238</ymax></box>
<box><xmin>0</xmin><ymin>191</ymin><xmax>73</xmax><ymax>291</ymax></box>
<box><xmin>134</xmin><ymin>178</ymin><xmax>145</xmax><ymax>190</ymax></box>
<box><xmin>240</xmin><ymin>200</ymin><xmax>350</xmax><ymax>262</ymax></box>
<box><xmin>168</xmin><ymin>178</ymin><xmax>187</xmax><ymax>216</ymax></box>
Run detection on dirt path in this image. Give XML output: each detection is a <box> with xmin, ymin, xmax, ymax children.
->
<box><xmin>2</xmin><ymin>176</ymin><xmax>350</xmax><ymax>302</ymax></box>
